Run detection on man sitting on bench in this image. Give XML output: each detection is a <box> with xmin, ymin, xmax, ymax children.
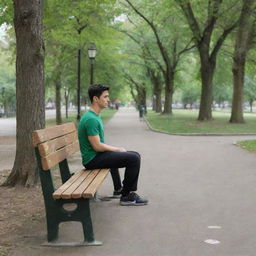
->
<box><xmin>78</xmin><ymin>84</ymin><xmax>148</xmax><ymax>206</ymax></box>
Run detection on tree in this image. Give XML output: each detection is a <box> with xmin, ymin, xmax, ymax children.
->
<box><xmin>123</xmin><ymin>0</ymin><xmax>194</xmax><ymax>114</ymax></box>
<box><xmin>230</xmin><ymin>0</ymin><xmax>256</xmax><ymax>123</ymax></box>
<box><xmin>118</xmin><ymin>29</ymin><xmax>163</xmax><ymax>112</ymax></box>
<box><xmin>175</xmin><ymin>0</ymin><xmax>239</xmax><ymax>120</ymax></box>
<box><xmin>3</xmin><ymin>0</ymin><xmax>45</xmax><ymax>186</ymax></box>
<box><xmin>148</xmin><ymin>67</ymin><xmax>162</xmax><ymax>112</ymax></box>
<box><xmin>45</xmin><ymin>44</ymin><xmax>72</xmax><ymax>125</ymax></box>
<box><xmin>125</xmin><ymin>72</ymin><xmax>147</xmax><ymax>107</ymax></box>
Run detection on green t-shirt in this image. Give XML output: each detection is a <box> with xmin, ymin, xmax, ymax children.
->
<box><xmin>78</xmin><ymin>110</ymin><xmax>105</xmax><ymax>165</ymax></box>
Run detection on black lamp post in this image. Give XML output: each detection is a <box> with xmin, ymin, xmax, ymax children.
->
<box><xmin>88</xmin><ymin>42</ymin><xmax>97</xmax><ymax>85</ymax></box>
<box><xmin>76</xmin><ymin>47</ymin><xmax>81</xmax><ymax>121</ymax></box>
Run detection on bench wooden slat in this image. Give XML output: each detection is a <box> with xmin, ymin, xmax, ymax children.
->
<box><xmin>60</xmin><ymin>170</ymin><xmax>94</xmax><ymax>199</ymax></box>
<box><xmin>83</xmin><ymin>169</ymin><xmax>110</xmax><ymax>198</ymax></box>
<box><xmin>32</xmin><ymin>122</ymin><xmax>76</xmax><ymax>147</ymax></box>
<box><xmin>41</xmin><ymin>141</ymin><xmax>80</xmax><ymax>170</ymax></box>
<box><xmin>71</xmin><ymin>170</ymin><xmax>101</xmax><ymax>199</ymax></box>
<box><xmin>52</xmin><ymin>170</ymin><xmax>84</xmax><ymax>199</ymax></box>
<box><xmin>38</xmin><ymin>131</ymin><xmax>78</xmax><ymax>157</ymax></box>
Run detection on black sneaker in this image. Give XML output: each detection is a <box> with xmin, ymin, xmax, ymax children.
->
<box><xmin>120</xmin><ymin>192</ymin><xmax>148</xmax><ymax>206</ymax></box>
<box><xmin>112</xmin><ymin>188</ymin><xmax>122</xmax><ymax>198</ymax></box>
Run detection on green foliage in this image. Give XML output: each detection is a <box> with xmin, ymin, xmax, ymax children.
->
<box><xmin>244</xmin><ymin>75</ymin><xmax>256</xmax><ymax>105</ymax></box>
<box><xmin>0</xmin><ymin>46</ymin><xmax>15</xmax><ymax>111</ymax></box>
<box><xmin>213</xmin><ymin>83</ymin><xmax>232</xmax><ymax>106</ymax></box>
<box><xmin>44</xmin><ymin>0</ymin><xmax>128</xmax><ymax>105</ymax></box>
<box><xmin>181</xmin><ymin>86</ymin><xmax>200</xmax><ymax>106</ymax></box>
<box><xmin>213</xmin><ymin>50</ymin><xmax>233</xmax><ymax>105</ymax></box>
<box><xmin>0</xmin><ymin>1</ymin><xmax>13</xmax><ymax>26</ymax></box>
<box><xmin>116</xmin><ymin>0</ymin><xmax>191</xmax><ymax>111</ymax></box>
<box><xmin>175</xmin><ymin>53</ymin><xmax>200</xmax><ymax>105</ymax></box>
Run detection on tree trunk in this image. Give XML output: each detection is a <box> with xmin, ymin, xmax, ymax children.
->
<box><xmin>176</xmin><ymin>0</ymin><xmax>238</xmax><ymax>121</ymax></box>
<box><xmin>155</xmin><ymin>91</ymin><xmax>162</xmax><ymax>113</ymax></box>
<box><xmin>55</xmin><ymin>79</ymin><xmax>62</xmax><ymax>124</ymax></box>
<box><xmin>230</xmin><ymin>64</ymin><xmax>245</xmax><ymax>123</ymax></box>
<box><xmin>152</xmin><ymin>73</ymin><xmax>162</xmax><ymax>113</ymax></box>
<box><xmin>136</xmin><ymin>84</ymin><xmax>147</xmax><ymax>107</ymax></box>
<box><xmin>3</xmin><ymin>0</ymin><xmax>45</xmax><ymax>187</ymax></box>
<box><xmin>249</xmin><ymin>99</ymin><xmax>253</xmax><ymax>113</ymax></box>
<box><xmin>230</xmin><ymin>0</ymin><xmax>255</xmax><ymax>123</ymax></box>
<box><xmin>162</xmin><ymin>72</ymin><xmax>174</xmax><ymax>114</ymax></box>
<box><xmin>140</xmin><ymin>87</ymin><xmax>147</xmax><ymax>113</ymax></box>
<box><xmin>152</xmin><ymin>85</ymin><xmax>162</xmax><ymax>113</ymax></box>
<box><xmin>152</xmin><ymin>96</ymin><xmax>156</xmax><ymax>111</ymax></box>
<box><xmin>148</xmin><ymin>67</ymin><xmax>162</xmax><ymax>113</ymax></box>
<box><xmin>129</xmin><ymin>85</ymin><xmax>137</xmax><ymax>105</ymax></box>
<box><xmin>198</xmin><ymin>51</ymin><xmax>215</xmax><ymax>120</ymax></box>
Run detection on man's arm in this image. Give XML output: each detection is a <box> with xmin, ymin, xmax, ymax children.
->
<box><xmin>88</xmin><ymin>135</ymin><xmax>126</xmax><ymax>152</ymax></box>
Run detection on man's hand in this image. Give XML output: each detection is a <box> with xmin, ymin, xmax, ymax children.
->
<box><xmin>116</xmin><ymin>147</ymin><xmax>127</xmax><ymax>152</ymax></box>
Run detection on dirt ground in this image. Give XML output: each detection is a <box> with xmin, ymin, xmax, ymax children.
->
<box><xmin>0</xmin><ymin>170</ymin><xmax>45</xmax><ymax>256</ymax></box>
<box><xmin>0</xmin><ymin>135</ymin><xmax>46</xmax><ymax>256</ymax></box>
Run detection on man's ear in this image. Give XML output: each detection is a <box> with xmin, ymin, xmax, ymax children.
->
<box><xmin>93</xmin><ymin>96</ymin><xmax>99</xmax><ymax>103</ymax></box>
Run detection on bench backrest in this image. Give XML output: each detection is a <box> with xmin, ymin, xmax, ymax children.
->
<box><xmin>32</xmin><ymin>122</ymin><xmax>79</xmax><ymax>170</ymax></box>
<box><xmin>33</xmin><ymin>122</ymin><xmax>80</xmax><ymax>204</ymax></box>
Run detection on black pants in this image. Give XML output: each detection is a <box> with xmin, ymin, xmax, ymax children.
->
<box><xmin>84</xmin><ymin>151</ymin><xmax>141</xmax><ymax>195</ymax></box>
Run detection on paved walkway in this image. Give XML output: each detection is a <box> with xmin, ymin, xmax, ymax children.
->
<box><xmin>3</xmin><ymin>108</ymin><xmax>256</xmax><ymax>256</ymax></box>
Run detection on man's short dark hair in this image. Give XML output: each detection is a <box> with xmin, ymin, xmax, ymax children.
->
<box><xmin>88</xmin><ymin>84</ymin><xmax>110</xmax><ymax>103</ymax></box>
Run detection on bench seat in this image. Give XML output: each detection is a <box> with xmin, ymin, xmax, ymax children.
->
<box><xmin>53</xmin><ymin>169</ymin><xmax>109</xmax><ymax>199</ymax></box>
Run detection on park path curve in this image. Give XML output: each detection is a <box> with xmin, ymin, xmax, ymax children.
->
<box><xmin>10</xmin><ymin>107</ymin><xmax>256</xmax><ymax>256</ymax></box>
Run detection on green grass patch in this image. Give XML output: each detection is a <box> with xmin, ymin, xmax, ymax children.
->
<box><xmin>46</xmin><ymin>108</ymin><xmax>117</xmax><ymax>127</ymax></box>
<box><xmin>236</xmin><ymin>140</ymin><xmax>256</xmax><ymax>152</ymax></box>
<box><xmin>146</xmin><ymin>109</ymin><xmax>256</xmax><ymax>134</ymax></box>
<box><xmin>0</xmin><ymin>246</ymin><xmax>12</xmax><ymax>256</ymax></box>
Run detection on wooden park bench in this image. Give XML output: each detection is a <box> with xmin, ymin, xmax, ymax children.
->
<box><xmin>32</xmin><ymin>122</ymin><xmax>110</xmax><ymax>246</ymax></box>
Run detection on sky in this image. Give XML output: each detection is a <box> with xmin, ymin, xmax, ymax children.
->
<box><xmin>0</xmin><ymin>24</ymin><xmax>10</xmax><ymax>47</ymax></box>
<box><xmin>0</xmin><ymin>24</ymin><xmax>7</xmax><ymax>40</ymax></box>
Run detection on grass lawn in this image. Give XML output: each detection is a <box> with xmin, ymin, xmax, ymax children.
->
<box><xmin>145</xmin><ymin>109</ymin><xmax>256</xmax><ymax>134</ymax></box>
<box><xmin>236</xmin><ymin>140</ymin><xmax>256</xmax><ymax>153</ymax></box>
<box><xmin>46</xmin><ymin>108</ymin><xmax>117</xmax><ymax>127</ymax></box>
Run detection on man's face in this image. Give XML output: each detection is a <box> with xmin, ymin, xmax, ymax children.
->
<box><xmin>94</xmin><ymin>90</ymin><xmax>109</xmax><ymax>109</ymax></box>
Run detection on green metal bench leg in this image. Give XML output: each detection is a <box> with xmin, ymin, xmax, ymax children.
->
<box><xmin>81</xmin><ymin>199</ymin><xmax>102</xmax><ymax>246</ymax></box>
<box><xmin>47</xmin><ymin>218</ymin><xmax>59</xmax><ymax>242</ymax></box>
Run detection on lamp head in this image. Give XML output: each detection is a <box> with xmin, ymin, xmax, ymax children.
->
<box><xmin>88</xmin><ymin>42</ymin><xmax>97</xmax><ymax>59</ymax></box>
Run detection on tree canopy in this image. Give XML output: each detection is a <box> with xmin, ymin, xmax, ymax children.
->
<box><xmin>0</xmin><ymin>0</ymin><xmax>256</xmax><ymax>118</ymax></box>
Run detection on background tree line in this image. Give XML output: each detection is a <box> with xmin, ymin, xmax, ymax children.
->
<box><xmin>117</xmin><ymin>0</ymin><xmax>256</xmax><ymax>123</ymax></box>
